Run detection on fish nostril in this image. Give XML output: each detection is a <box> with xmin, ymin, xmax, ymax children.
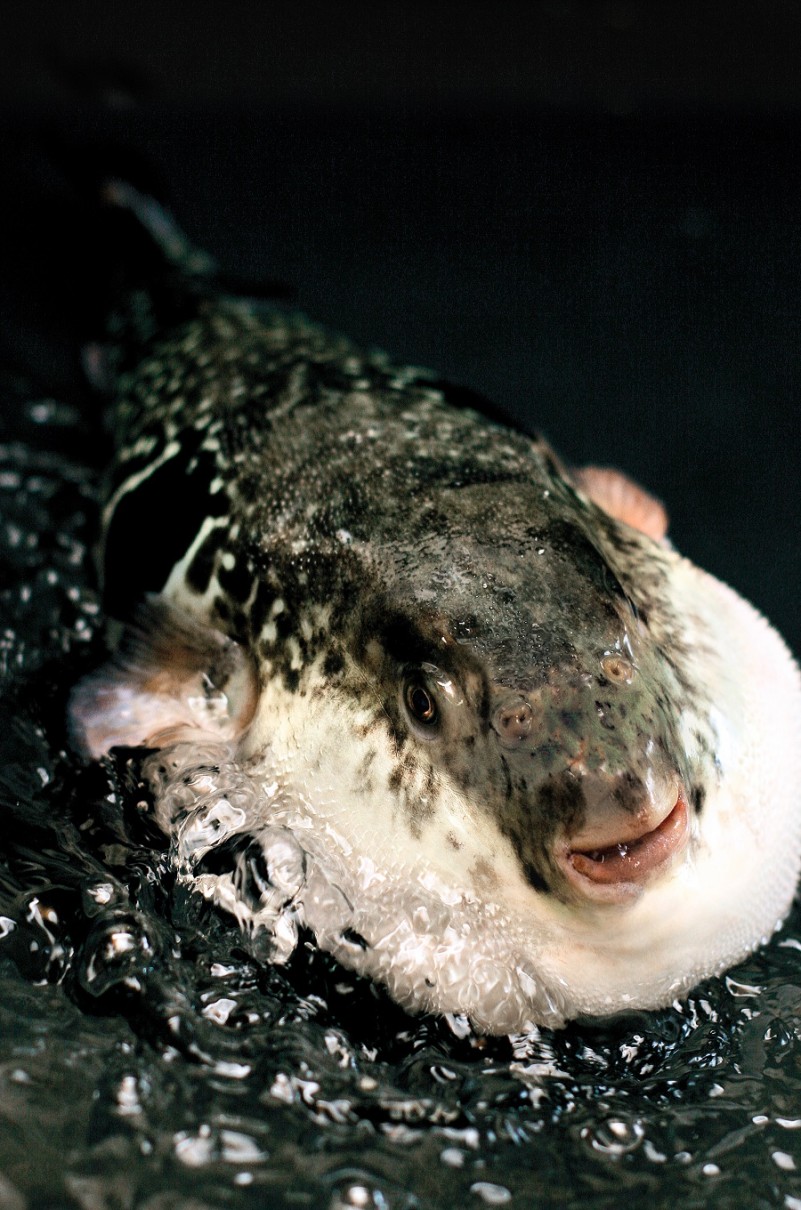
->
<box><xmin>494</xmin><ymin>699</ymin><xmax>533</xmax><ymax>745</ymax></box>
<box><xmin>600</xmin><ymin>653</ymin><xmax>635</xmax><ymax>685</ymax></box>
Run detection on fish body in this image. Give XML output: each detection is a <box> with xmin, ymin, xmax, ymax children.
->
<box><xmin>72</xmin><ymin>190</ymin><xmax>801</xmax><ymax>1033</ymax></box>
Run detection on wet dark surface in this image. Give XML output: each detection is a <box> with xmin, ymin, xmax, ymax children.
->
<box><xmin>2</xmin><ymin>72</ymin><xmax>801</xmax><ymax>1210</ymax></box>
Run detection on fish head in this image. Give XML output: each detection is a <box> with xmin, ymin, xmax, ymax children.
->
<box><xmin>350</xmin><ymin>465</ymin><xmax>693</xmax><ymax>910</ymax></box>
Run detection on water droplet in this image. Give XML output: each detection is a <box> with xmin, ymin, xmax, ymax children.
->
<box><xmin>329</xmin><ymin>1179</ymin><xmax>386</xmax><ymax>1209</ymax></box>
<box><xmin>469</xmin><ymin>1182</ymin><xmax>512</xmax><ymax>1205</ymax></box>
<box><xmin>583</xmin><ymin>1117</ymin><xmax>644</xmax><ymax>1155</ymax></box>
<box><xmin>202</xmin><ymin>996</ymin><xmax>237</xmax><ymax>1025</ymax></box>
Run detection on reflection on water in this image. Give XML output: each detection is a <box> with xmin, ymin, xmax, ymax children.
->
<box><xmin>1</xmin><ymin>372</ymin><xmax>801</xmax><ymax>1209</ymax></box>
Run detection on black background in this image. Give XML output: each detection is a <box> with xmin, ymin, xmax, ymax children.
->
<box><xmin>2</xmin><ymin>1</ymin><xmax>800</xmax><ymax>652</ymax></box>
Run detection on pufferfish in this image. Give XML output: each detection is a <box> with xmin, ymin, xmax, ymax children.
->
<box><xmin>71</xmin><ymin>181</ymin><xmax>801</xmax><ymax>1034</ymax></box>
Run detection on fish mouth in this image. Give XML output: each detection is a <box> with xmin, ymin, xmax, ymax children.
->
<box><xmin>559</xmin><ymin>790</ymin><xmax>690</xmax><ymax>905</ymax></box>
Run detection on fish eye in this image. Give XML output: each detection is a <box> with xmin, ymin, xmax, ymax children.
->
<box><xmin>404</xmin><ymin>679</ymin><xmax>440</xmax><ymax>730</ymax></box>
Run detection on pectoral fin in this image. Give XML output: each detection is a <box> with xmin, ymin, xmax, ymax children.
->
<box><xmin>70</xmin><ymin>598</ymin><xmax>257</xmax><ymax>758</ymax></box>
<box><xmin>575</xmin><ymin>465</ymin><xmax>669</xmax><ymax>542</ymax></box>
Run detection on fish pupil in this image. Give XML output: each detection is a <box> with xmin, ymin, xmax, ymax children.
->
<box><xmin>405</xmin><ymin>682</ymin><xmax>438</xmax><ymax>726</ymax></box>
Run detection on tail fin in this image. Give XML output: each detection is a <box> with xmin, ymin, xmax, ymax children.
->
<box><xmin>84</xmin><ymin>178</ymin><xmax>218</xmax><ymax>388</ymax></box>
<box><xmin>100</xmin><ymin>178</ymin><xmax>217</xmax><ymax>282</ymax></box>
<box><xmin>85</xmin><ymin>175</ymin><xmax>292</xmax><ymax>390</ymax></box>
<box><xmin>6</xmin><ymin>131</ymin><xmax>291</xmax><ymax>391</ymax></box>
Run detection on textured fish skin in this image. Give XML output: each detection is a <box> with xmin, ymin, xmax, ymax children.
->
<box><xmin>72</xmin><ymin>190</ymin><xmax>801</xmax><ymax>1033</ymax></box>
<box><xmin>114</xmin><ymin>305</ymin><xmax>697</xmax><ymax>856</ymax></box>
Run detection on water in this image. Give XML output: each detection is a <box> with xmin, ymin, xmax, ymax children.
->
<box><xmin>2</xmin><ymin>373</ymin><xmax>801</xmax><ymax>1210</ymax></box>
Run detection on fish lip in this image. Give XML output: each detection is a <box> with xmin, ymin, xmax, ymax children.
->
<box><xmin>557</xmin><ymin>790</ymin><xmax>690</xmax><ymax>905</ymax></box>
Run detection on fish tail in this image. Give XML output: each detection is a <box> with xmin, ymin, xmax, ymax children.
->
<box><xmin>82</xmin><ymin>176</ymin><xmax>218</xmax><ymax>390</ymax></box>
<box><xmin>99</xmin><ymin>177</ymin><xmax>218</xmax><ymax>284</ymax></box>
<box><xmin>85</xmin><ymin>175</ymin><xmax>291</xmax><ymax>391</ymax></box>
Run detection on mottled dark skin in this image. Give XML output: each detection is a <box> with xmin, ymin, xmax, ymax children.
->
<box><xmin>105</xmin><ymin>296</ymin><xmax>714</xmax><ymax>897</ymax></box>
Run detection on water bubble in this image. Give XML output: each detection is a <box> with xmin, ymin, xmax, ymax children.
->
<box><xmin>172</xmin><ymin>1126</ymin><xmax>266</xmax><ymax>1168</ymax></box>
<box><xmin>180</xmin><ymin>798</ymin><xmax>247</xmax><ymax>854</ymax></box>
<box><xmin>469</xmin><ymin>1182</ymin><xmax>512</xmax><ymax>1205</ymax></box>
<box><xmin>329</xmin><ymin>1185</ymin><xmax>379</xmax><ymax>1210</ymax></box>
<box><xmin>303</xmin><ymin>866</ymin><xmax>354</xmax><ymax>938</ymax></box>
<box><xmin>260</xmin><ymin>826</ymin><xmax>306</xmax><ymax>896</ymax></box>
<box><xmin>213</xmin><ymin>1061</ymin><xmax>252</xmax><ymax>1079</ymax></box>
<box><xmin>583</xmin><ymin>1117</ymin><xmax>645</xmax><ymax>1156</ymax></box>
<box><xmin>82</xmin><ymin>881</ymin><xmax>119</xmax><ymax>915</ymax></box>
<box><xmin>210</xmin><ymin>962</ymin><xmax>238</xmax><ymax>977</ymax></box>
<box><xmin>77</xmin><ymin>912</ymin><xmax>154</xmax><ymax>997</ymax></box>
<box><xmin>202</xmin><ymin>996</ymin><xmax>237</xmax><ymax>1025</ymax></box>
<box><xmin>218</xmin><ymin>1130</ymin><xmax>265</xmax><ymax>1164</ymax></box>
<box><xmin>116</xmin><ymin>1074</ymin><xmax>143</xmax><ymax>1117</ymax></box>
<box><xmin>173</xmin><ymin>1126</ymin><xmax>214</xmax><ymax>1168</ymax></box>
